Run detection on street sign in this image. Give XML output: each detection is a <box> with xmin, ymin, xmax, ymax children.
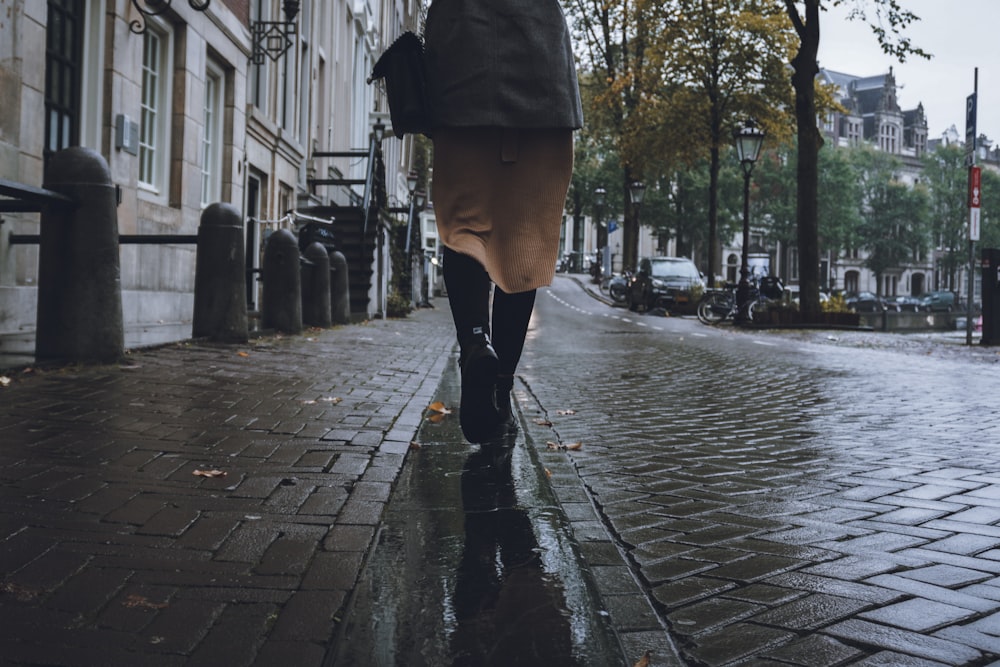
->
<box><xmin>966</xmin><ymin>93</ymin><xmax>978</xmax><ymax>167</ymax></box>
<box><xmin>969</xmin><ymin>165</ymin><xmax>982</xmax><ymax>241</ymax></box>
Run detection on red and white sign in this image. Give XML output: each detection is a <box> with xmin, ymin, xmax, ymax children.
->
<box><xmin>969</xmin><ymin>166</ymin><xmax>981</xmax><ymax>241</ymax></box>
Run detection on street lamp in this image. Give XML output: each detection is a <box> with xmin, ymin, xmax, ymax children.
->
<box><xmin>733</xmin><ymin>119</ymin><xmax>765</xmax><ymax>323</ymax></box>
<box><xmin>628</xmin><ymin>181</ymin><xmax>646</xmax><ymax>271</ymax></box>
<box><xmin>404</xmin><ymin>171</ymin><xmax>419</xmax><ymax>254</ymax></box>
<box><xmin>250</xmin><ymin>0</ymin><xmax>301</xmax><ymax>65</ymax></box>
<box><xmin>593</xmin><ymin>186</ymin><xmax>606</xmax><ymax>281</ymax></box>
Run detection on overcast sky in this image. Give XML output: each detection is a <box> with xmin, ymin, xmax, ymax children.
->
<box><xmin>817</xmin><ymin>0</ymin><xmax>997</xmax><ymax>144</ymax></box>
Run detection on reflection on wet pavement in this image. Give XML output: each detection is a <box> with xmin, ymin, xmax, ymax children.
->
<box><xmin>328</xmin><ymin>363</ymin><xmax>623</xmax><ymax>667</ymax></box>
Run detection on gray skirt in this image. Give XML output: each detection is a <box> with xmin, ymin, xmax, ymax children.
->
<box><xmin>432</xmin><ymin>127</ymin><xmax>574</xmax><ymax>294</ymax></box>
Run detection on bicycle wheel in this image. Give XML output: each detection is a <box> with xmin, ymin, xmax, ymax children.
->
<box><xmin>609</xmin><ymin>281</ymin><xmax>627</xmax><ymax>304</ymax></box>
<box><xmin>697</xmin><ymin>292</ymin><xmax>730</xmax><ymax>325</ymax></box>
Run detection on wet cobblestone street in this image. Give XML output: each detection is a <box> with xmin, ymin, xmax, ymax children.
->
<box><xmin>3</xmin><ymin>274</ymin><xmax>1000</xmax><ymax>666</ymax></box>
<box><xmin>517</xmin><ymin>276</ymin><xmax>1000</xmax><ymax>666</ymax></box>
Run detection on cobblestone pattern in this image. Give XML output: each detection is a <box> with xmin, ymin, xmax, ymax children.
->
<box><xmin>0</xmin><ymin>311</ymin><xmax>455</xmax><ymax>665</ymax></box>
<box><xmin>519</xmin><ymin>279</ymin><xmax>1000</xmax><ymax>666</ymax></box>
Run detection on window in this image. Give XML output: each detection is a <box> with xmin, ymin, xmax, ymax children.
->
<box><xmin>847</xmin><ymin>120</ymin><xmax>862</xmax><ymax>146</ymax></box>
<box><xmin>45</xmin><ymin>0</ymin><xmax>83</xmax><ymax>156</ymax></box>
<box><xmin>139</xmin><ymin>25</ymin><xmax>172</xmax><ymax>194</ymax></box>
<box><xmin>879</xmin><ymin>123</ymin><xmax>899</xmax><ymax>153</ymax></box>
<box><xmin>278</xmin><ymin>183</ymin><xmax>293</xmax><ymax>217</ymax></box>
<box><xmin>845</xmin><ymin>271</ymin><xmax>860</xmax><ymax>294</ymax></box>
<box><xmin>201</xmin><ymin>61</ymin><xmax>224</xmax><ymax>207</ymax></box>
<box><xmin>726</xmin><ymin>253</ymin><xmax>739</xmax><ymax>284</ymax></box>
<box><xmin>250</xmin><ymin>0</ymin><xmax>270</xmax><ymax>112</ymax></box>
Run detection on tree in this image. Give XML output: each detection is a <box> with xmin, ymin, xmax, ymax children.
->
<box><xmin>565</xmin><ymin>0</ymin><xmax>794</xmax><ymax>276</ymax></box>
<box><xmin>921</xmin><ymin>143</ymin><xmax>969</xmax><ymax>290</ymax></box>
<box><xmin>980</xmin><ymin>168</ymin><xmax>1000</xmax><ymax>251</ymax></box>
<box><xmin>564</xmin><ymin>0</ymin><xmax>655</xmax><ymax>273</ymax></box>
<box><xmin>782</xmin><ymin>0</ymin><xmax>928</xmax><ymax>317</ymax></box>
<box><xmin>851</xmin><ymin>146</ymin><xmax>929</xmax><ymax>294</ymax></box>
<box><xmin>642</xmin><ymin>0</ymin><xmax>795</xmax><ymax>284</ymax></box>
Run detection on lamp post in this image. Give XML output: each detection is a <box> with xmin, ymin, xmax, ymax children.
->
<box><xmin>628</xmin><ymin>181</ymin><xmax>647</xmax><ymax>271</ymax></box>
<box><xmin>250</xmin><ymin>0</ymin><xmax>301</xmax><ymax>65</ymax></box>
<box><xmin>593</xmin><ymin>186</ymin><xmax>606</xmax><ymax>280</ymax></box>
<box><xmin>733</xmin><ymin>119</ymin><xmax>765</xmax><ymax>323</ymax></box>
<box><xmin>404</xmin><ymin>175</ymin><xmax>424</xmax><ymax>305</ymax></box>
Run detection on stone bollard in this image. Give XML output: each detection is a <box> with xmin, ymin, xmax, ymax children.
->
<box><xmin>192</xmin><ymin>203</ymin><xmax>248</xmax><ymax>342</ymax></box>
<box><xmin>261</xmin><ymin>228</ymin><xmax>302</xmax><ymax>334</ymax></box>
<box><xmin>36</xmin><ymin>147</ymin><xmax>124</xmax><ymax>363</ymax></box>
<box><xmin>330</xmin><ymin>250</ymin><xmax>351</xmax><ymax>324</ymax></box>
<box><xmin>301</xmin><ymin>242</ymin><xmax>332</xmax><ymax>328</ymax></box>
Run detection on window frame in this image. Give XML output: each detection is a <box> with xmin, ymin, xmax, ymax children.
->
<box><xmin>200</xmin><ymin>59</ymin><xmax>225</xmax><ymax>208</ymax></box>
<box><xmin>138</xmin><ymin>20</ymin><xmax>174</xmax><ymax>199</ymax></box>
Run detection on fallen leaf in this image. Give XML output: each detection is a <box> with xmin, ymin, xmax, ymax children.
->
<box><xmin>544</xmin><ymin>468</ymin><xmax>552</xmax><ymax>478</ymax></box>
<box><xmin>546</xmin><ymin>441</ymin><xmax>583</xmax><ymax>451</ymax></box>
<box><xmin>0</xmin><ymin>582</ymin><xmax>39</xmax><ymax>601</ymax></box>
<box><xmin>633</xmin><ymin>651</ymin><xmax>651</xmax><ymax>667</ymax></box>
<box><xmin>427</xmin><ymin>412</ymin><xmax>447</xmax><ymax>424</ymax></box>
<box><xmin>123</xmin><ymin>594</ymin><xmax>169</xmax><ymax>610</ymax></box>
<box><xmin>556</xmin><ymin>409</ymin><xmax>576</xmax><ymax>416</ymax></box>
<box><xmin>409</xmin><ymin>441</ymin><xmax>422</xmax><ymax>450</ymax></box>
<box><xmin>193</xmin><ymin>469</ymin><xmax>227</xmax><ymax>478</ymax></box>
<box><xmin>428</xmin><ymin>401</ymin><xmax>452</xmax><ymax>415</ymax></box>
<box><xmin>533</xmin><ymin>418</ymin><xmax>553</xmax><ymax>427</ymax></box>
<box><xmin>237</xmin><ymin>351</ymin><xmax>250</xmax><ymax>358</ymax></box>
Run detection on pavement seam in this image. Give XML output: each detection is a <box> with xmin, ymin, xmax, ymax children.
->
<box><xmin>515</xmin><ymin>375</ymin><xmax>686</xmax><ymax>667</ymax></box>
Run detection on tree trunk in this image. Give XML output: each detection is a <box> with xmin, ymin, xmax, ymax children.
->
<box><xmin>622</xmin><ymin>168</ymin><xmax>639</xmax><ymax>271</ymax></box>
<box><xmin>790</xmin><ymin>1</ymin><xmax>822</xmax><ymax>319</ymax></box>
<box><xmin>707</xmin><ymin>145</ymin><xmax>721</xmax><ymax>287</ymax></box>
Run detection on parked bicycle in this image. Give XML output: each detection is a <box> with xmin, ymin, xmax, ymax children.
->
<box><xmin>599</xmin><ymin>270</ymin><xmax>631</xmax><ymax>306</ymax></box>
<box><xmin>696</xmin><ymin>276</ymin><xmax>784</xmax><ymax>325</ymax></box>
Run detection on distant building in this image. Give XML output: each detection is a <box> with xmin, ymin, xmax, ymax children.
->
<box><xmin>820</xmin><ymin>67</ymin><xmax>928</xmax><ymax>162</ymax></box>
<box><xmin>1</xmin><ymin>1</ymin><xmax>424</xmax><ymax>357</ymax></box>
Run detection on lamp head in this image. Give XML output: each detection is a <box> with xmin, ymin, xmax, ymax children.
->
<box><xmin>628</xmin><ymin>181</ymin><xmax>646</xmax><ymax>206</ymax></box>
<box><xmin>733</xmin><ymin>119</ymin><xmax>765</xmax><ymax>173</ymax></box>
<box><xmin>283</xmin><ymin>1</ymin><xmax>300</xmax><ymax>21</ymax></box>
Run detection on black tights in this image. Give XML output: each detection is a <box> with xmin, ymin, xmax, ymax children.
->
<box><xmin>442</xmin><ymin>247</ymin><xmax>536</xmax><ymax>377</ymax></box>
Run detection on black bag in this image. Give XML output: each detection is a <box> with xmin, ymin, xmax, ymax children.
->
<box><xmin>367</xmin><ymin>32</ymin><xmax>433</xmax><ymax>138</ymax></box>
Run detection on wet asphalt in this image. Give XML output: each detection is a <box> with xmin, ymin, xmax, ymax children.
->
<box><xmin>2</xmin><ymin>275</ymin><xmax>1000</xmax><ymax>666</ymax></box>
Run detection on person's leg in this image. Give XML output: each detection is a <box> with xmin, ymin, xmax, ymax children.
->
<box><xmin>490</xmin><ymin>287</ymin><xmax>536</xmax><ymax>432</ymax></box>
<box><xmin>443</xmin><ymin>247</ymin><xmax>500</xmax><ymax>442</ymax></box>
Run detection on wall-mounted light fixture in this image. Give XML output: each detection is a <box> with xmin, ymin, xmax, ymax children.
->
<box><xmin>129</xmin><ymin>0</ymin><xmax>211</xmax><ymax>35</ymax></box>
<box><xmin>251</xmin><ymin>1</ymin><xmax>301</xmax><ymax>65</ymax></box>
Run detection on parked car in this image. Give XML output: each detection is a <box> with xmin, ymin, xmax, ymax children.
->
<box><xmin>884</xmin><ymin>295</ymin><xmax>923</xmax><ymax>312</ymax></box>
<box><xmin>627</xmin><ymin>256</ymin><xmax>705</xmax><ymax>313</ymax></box>
<box><xmin>845</xmin><ymin>291</ymin><xmax>884</xmax><ymax>313</ymax></box>
<box><xmin>920</xmin><ymin>290</ymin><xmax>957</xmax><ymax>312</ymax></box>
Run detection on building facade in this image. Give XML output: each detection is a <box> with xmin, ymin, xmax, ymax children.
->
<box><xmin>0</xmin><ymin>0</ymin><xmax>423</xmax><ymax>356</ymax></box>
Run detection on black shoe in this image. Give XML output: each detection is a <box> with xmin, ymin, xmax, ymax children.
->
<box><xmin>495</xmin><ymin>376</ymin><xmax>518</xmax><ymax>436</ymax></box>
<box><xmin>459</xmin><ymin>337</ymin><xmax>501</xmax><ymax>443</ymax></box>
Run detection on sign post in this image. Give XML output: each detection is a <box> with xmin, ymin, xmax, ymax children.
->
<box><xmin>966</xmin><ymin>69</ymin><xmax>979</xmax><ymax>345</ymax></box>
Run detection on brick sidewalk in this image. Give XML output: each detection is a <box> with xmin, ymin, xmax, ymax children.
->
<box><xmin>0</xmin><ymin>308</ymin><xmax>455</xmax><ymax>666</ymax></box>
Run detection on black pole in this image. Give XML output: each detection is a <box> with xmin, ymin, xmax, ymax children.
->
<box><xmin>736</xmin><ymin>169</ymin><xmax>752</xmax><ymax>323</ymax></box>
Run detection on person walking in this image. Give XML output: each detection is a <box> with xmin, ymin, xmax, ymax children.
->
<box><xmin>424</xmin><ymin>0</ymin><xmax>584</xmax><ymax>445</ymax></box>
